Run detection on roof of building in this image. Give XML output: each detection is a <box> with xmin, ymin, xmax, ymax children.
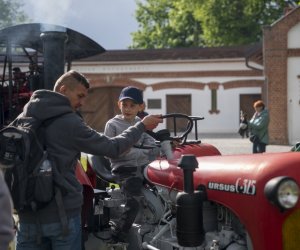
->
<box><xmin>79</xmin><ymin>43</ymin><xmax>262</xmax><ymax>62</ymax></box>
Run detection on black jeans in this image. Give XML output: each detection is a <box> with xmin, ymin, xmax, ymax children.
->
<box><xmin>252</xmin><ymin>141</ymin><xmax>266</xmax><ymax>153</ymax></box>
<box><xmin>113</xmin><ymin>174</ymin><xmax>143</xmax><ymax>234</ymax></box>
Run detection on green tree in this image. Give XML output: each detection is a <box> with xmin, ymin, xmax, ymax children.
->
<box><xmin>193</xmin><ymin>0</ymin><xmax>288</xmax><ymax>46</ymax></box>
<box><xmin>130</xmin><ymin>0</ymin><xmax>202</xmax><ymax>49</ymax></box>
<box><xmin>0</xmin><ymin>0</ymin><xmax>28</xmax><ymax>29</ymax></box>
<box><xmin>131</xmin><ymin>0</ymin><xmax>295</xmax><ymax>48</ymax></box>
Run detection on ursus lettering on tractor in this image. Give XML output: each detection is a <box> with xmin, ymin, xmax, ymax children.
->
<box><xmin>76</xmin><ymin>113</ymin><xmax>300</xmax><ymax>250</ymax></box>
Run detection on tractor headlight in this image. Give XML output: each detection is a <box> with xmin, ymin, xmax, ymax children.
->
<box><xmin>264</xmin><ymin>176</ymin><xmax>299</xmax><ymax>210</ymax></box>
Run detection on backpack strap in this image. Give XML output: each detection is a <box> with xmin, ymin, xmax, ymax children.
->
<box><xmin>41</xmin><ymin>113</ymin><xmax>71</xmax><ymax>237</ymax></box>
<box><xmin>55</xmin><ymin>187</ymin><xmax>69</xmax><ymax>236</ymax></box>
<box><xmin>35</xmin><ymin>213</ymin><xmax>43</xmax><ymax>244</ymax></box>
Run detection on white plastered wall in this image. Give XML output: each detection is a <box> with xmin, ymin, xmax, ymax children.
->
<box><xmin>287</xmin><ymin>23</ymin><xmax>300</xmax><ymax>144</ymax></box>
<box><xmin>73</xmin><ymin>59</ymin><xmax>264</xmax><ymax>134</ymax></box>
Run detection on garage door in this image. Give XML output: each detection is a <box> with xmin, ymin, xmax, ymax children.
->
<box><xmin>80</xmin><ymin>87</ymin><xmax>122</xmax><ymax>132</ymax></box>
<box><xmin>166</xmin><ymin>94</ymin><xmax>191</xmax><ymax>133</ymax></box>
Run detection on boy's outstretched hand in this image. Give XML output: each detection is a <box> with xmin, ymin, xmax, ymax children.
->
<box><xmin>141</xmin><ymin>115</ymin><xmax>163</xmax><ymax>131</ymax></box>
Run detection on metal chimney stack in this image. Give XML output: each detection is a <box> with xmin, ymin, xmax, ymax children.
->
<box><xmin>40</xmin><ymin>31</ymin><xmax>68</xmax><ymax>90</ymax></box>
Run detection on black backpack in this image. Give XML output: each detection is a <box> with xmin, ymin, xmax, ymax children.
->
<box><xmin>0</xmin><ymin>116</ymin><xmax>56</xmax><ymax>212</ymax></box>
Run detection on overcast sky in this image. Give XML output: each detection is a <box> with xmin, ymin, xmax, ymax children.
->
<box><xmin>22</xmin><ymin>0</ymin><xmax>139</xmax><ymax>50</ymax></box>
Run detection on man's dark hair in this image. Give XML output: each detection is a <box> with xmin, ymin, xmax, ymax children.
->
<box><xmin>69</xmin><ymin>70</ymin><xmax>90</xmax><ymax>89</ymax></box>
<box><xmin>54</xmin><ymin>70</ymin><xmax>90</xmax><ymax>91</ymax></box>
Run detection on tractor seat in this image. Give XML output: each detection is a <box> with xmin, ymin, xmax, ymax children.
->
<box><xmin>87</xmin><ymin>154</ymin><xmax>116</xmax><ymax>183</ymax></box>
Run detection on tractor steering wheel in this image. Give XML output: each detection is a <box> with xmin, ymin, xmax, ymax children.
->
<box><xmin>161</xmin><ymin>113</ymin><xmax>194</xmax><ymax>144</ymax></box>
<box><xmin>145</xmin><ymin>113</ymin><xmax>194</xmax><ymax>146</ymax></box>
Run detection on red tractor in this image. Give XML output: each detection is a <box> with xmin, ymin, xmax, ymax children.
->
<box><xmin>77</xmin><ymin>113</ymin><xmax>300</xmax><ymax>250</ymax></box>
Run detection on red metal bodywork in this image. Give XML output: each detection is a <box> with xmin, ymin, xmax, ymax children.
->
<box><xmin>75</xmin><ymin>162</ymin><xmax>94</xmax><ymax>228</ymax></box>
<box><xmin>146</xmin><ymin>144</ymin><xmax>300</xmax><ymax>250</ymax></box>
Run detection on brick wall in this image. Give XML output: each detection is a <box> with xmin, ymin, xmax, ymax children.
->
<box><xmin>263</xmin><ymin>7</ymin><xmax>300</xmax><ymax>144</ymax></box>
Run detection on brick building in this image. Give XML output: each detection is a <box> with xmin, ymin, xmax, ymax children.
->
<box><xmin>73</xmin><ymin>45</ymin><xmax>264</xmax><ymax>136</ymax></box>
<box><xmin>263</xmin><ymin>6</ymin><xmax>300</xmax><ymax>145</ymax></box>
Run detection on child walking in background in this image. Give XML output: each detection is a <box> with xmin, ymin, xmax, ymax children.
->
<box><xmin>104</xmin><ymin>86</ymin><xmax>160</xmax><ymax>243</ymax></box>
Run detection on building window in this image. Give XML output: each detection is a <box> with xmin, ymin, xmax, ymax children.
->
<box><xmin>147</xmin><ymin>99</ymin><xmax>161</xmax><ymax>109</ymax></box>
<box><xmin>208</xmin><ymin>82</ymin><xmax>220</xmax><ymax>114</ymax></box>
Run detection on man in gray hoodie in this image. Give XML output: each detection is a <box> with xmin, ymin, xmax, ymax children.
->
<box><xmin>16</xmin><ymin>70</ymin><xmax>162</xmax><ymax>250</ymax></box>
<box><xmin>0</xmin><ymin>170</ymin><xmax>14</xmax><ymax>250</ymax></box>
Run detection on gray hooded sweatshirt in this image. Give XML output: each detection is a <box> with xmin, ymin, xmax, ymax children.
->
<box><xmin>18</xmin><ymin>90</ymin><xmax>145</xmax><ymax>223</ymax></box>
<box><xmin>104</xmin><ymin>115</ymin><xmax>160</xmax><ymax>172</ymax></box>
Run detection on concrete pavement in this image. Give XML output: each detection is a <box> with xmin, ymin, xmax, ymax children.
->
<box><xmin>196</xmin><ymin>133</ymin><xmax>293</xmax><ymax>155</ymax></box>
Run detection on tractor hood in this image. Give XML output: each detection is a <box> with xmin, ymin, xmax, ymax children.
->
<box><xmin>146</xmin><ymin>151</ymin><xmax>300</xmax><ymax>198</ymax></box>
<box><xmin>146</xmin><ymin>150</ymin><xmax>300</xmax><ymax>250</ymax></box>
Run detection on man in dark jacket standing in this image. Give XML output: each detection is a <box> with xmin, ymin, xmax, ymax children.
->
<box><xmin>16</xmin><ymin>70</ymin><xmax>162</xmax><ymax>250</ymax></box>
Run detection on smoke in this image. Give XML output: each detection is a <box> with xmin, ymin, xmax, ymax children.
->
<box><xmin>25</xmin><ymin>0</ymin><xmax>73</xmax><ymax>31</ymax></box>
<box><xmin>21</xmin><ymin>0</ymin><xmax>139</xmax><ymax>49</ymax></box>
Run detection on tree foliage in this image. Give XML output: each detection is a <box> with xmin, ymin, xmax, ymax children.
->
<box><xmin>193</xmin><ymin>0</ymin><xmax>288</xmax><ymax>46</ymax></box>
<box><xmin>130</xmin><ymin>0</ymin><xmax>202</xmax><ymax>49</ymax></box>
<box><xmin>0</xmin><ymin>0</ymin><xmax>28</xmax><ymax>29</ymax></box>
<box><xmin>131</xmin><ymin>0</ymin><xmax>297</xmax><ymax>48</ymax></box>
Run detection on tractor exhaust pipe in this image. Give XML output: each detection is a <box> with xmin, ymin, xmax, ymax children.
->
<box><xmin>40</xmin><ymin>31</ymin><xmax>68</xmax><ymax>90</ymax></box>
<box><xmin>176</xmin><ymin>154</ymin><xmax>205</xmax><ymax>247</ymax></box>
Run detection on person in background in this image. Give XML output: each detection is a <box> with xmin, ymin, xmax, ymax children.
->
<box><xmin>137</xmin><ymin>101</ymin><xmax>149</xmax><ymax>119</ymax></box>
<box><xmin>249</xmin><ymin>100</ymin><xmax>269</xmax><ymax>153</ymax></box>
<box><xmin>0</xmin><ymin>170</ymin><xmax>14</xmax><ymax>250</ymax></box>
<box><xmin>104</xmin><ymin>86</ymin><xmax>160</xmax><ymax>243</ymax></box>
<box><xmin>15</xmin><ymin>71</ymin><xmax>162</xmax><ymax>250</ymax></box>
<box><xmin>238</xmin><ymin>110</ymin><xmax>249</xmax><ymax>138</ymax></box>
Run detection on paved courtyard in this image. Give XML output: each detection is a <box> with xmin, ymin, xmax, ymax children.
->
<box><xmin>197</xmin><ymin>133</ymin><xmax>293</xmax><ymax>155</ymax></box>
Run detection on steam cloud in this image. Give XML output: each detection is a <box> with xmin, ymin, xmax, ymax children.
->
<box><xmin>25</xmin><ymin>0</ymin><xmax>73</xmax><ymax>31</ymax></box>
